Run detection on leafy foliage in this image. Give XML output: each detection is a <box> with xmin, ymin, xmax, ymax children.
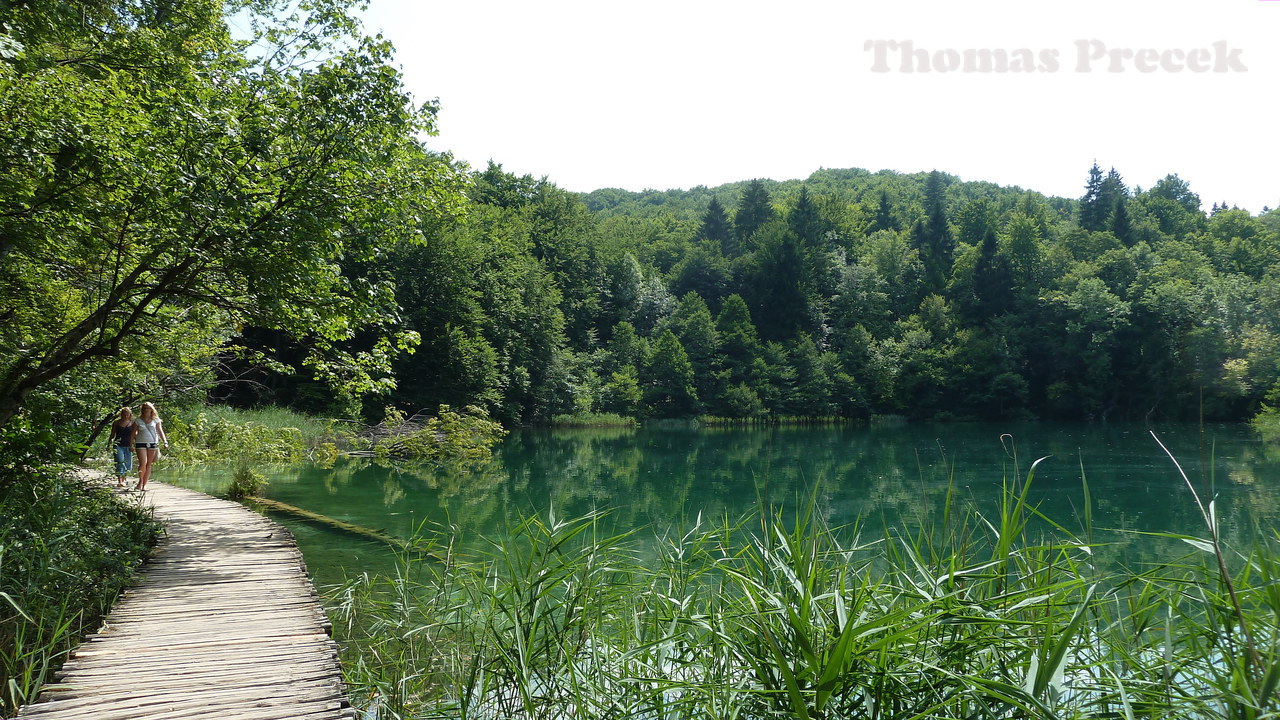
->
<box><xmin>5</xmin><ymin>1</ymin><xmax>1279</xmax><ymax>436</ymax></box>
<box><xmin>370</xmin><ymin>405</ymin><xmax>508</xmax><ymax>464</ymax></box>
<box><xmin>225</xmin><ymin>465</ymin><xmax>269</xmax><ymax>501</ymax></box>
<box><xmin>0</xmin><ymin>464</ymin><xmax>160</xmax><ymax>715</ymax></box>
<box><xmin>355</xmin><ymin>163</ymin><xmax>1279</xmax><ymax>426</ymax></box>
<box><xmin>0</xmin><ymin>0</ymin><xmax>466</xmax><ymax>428</ymax></box>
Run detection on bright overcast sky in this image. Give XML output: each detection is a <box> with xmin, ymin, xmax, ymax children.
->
<box><xmin>359</xmin><ymin>0</ymin><xmax>1279</xmax><ymax>212</ymax></box>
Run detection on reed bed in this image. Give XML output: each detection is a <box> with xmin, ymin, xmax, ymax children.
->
<box><xmin>330</xmin><ymin>448</ymin><xmax>1280</xmax><ymax>720</ymax></box>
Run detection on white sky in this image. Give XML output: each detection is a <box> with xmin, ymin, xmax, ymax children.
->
<box><xmin>359</xmin><ymin>0</ymin><xmax>1280</xmax><ymax>212</ymax></box>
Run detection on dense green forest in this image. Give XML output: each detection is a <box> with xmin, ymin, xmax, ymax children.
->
<box><xmin>3</xmin><ymin>0</ymin><xmax>1280</xmax><ymax>443</ymax></box>
<box><xmin>229</xmin><ymin>164</ymin><xmax>1280</xmax><ymax>426</ymax></box>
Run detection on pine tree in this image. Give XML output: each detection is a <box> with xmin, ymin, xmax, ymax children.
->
<box><xmin>788</xmin><ymin>186</ymin><xmax>823</xmax><ymax>247</ymax></box>
<box><xmin>788</xmin><ymin>335</ymin><xmax>835</xmax><ymax>417</ymax></box>
<box><xmin>1079</xmin><ymin>162</ymin><xmax>1114</xmax><ymax>232</ymax></box>
<box><xmin>1098</xmin><ymin>168</ymin><xmax>1128</xmax><ymax>224</ymax></box>
<box><xmin>734</xmin><ymin>179</ymin><xmax>775</xmax><ymax>249</ymax></box>
<box><xmin>788</xmin><ymin>186</ymin><xmax>834</xmax><ymax>295</ymax></box>
<box><xmin>698</xmin><ymin>197</ymin><xmax>737</xmax><ymax>257</ymax></box>
<box><xmin>1110</xmin><ymin>197</ymin><xmax>1135</xmax><ymax>247</ymax></box>
<box><xmin>871</xmin><ymin>189</ymin><xmax>898</xmax><ymax>232</ymax></box>
<box><xmin>662</xmin><ymin>293</ymin><xmax>720</xmax><ymax>403</ymax></box>
<box><xmin>714</xmin><ymin>294</ymin><xmax>762</xmax><ymax>388</ymax></box>
<box><xmin>747</xmin><ymin>221</ymin><xmax>809</xmax><ymax>342</ymax></box>
<box><xmin>971</xmin><ymin>225</ymin><xmax>1015</xmax><ymax>319</ymax></box>
<box><xmin>911</xmin><ymin>170</ymin><xmax>954</xmax><ymax>295</ymax></box>
<box><xmin>604</xmin><ymin>321</ymin><xmax>648</xmax><ymax>376</ymax></box>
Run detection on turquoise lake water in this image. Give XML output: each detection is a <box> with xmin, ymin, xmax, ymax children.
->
<box><xmin>169</xmin><ymin>422</ymin><xmax>1280</xmax><ymax>589</ymax></box>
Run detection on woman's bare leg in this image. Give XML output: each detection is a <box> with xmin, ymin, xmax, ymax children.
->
<box><xmin>136</xmin><ymin>448</ymin><xmax>156</xmax><ymax>489</ymax></box>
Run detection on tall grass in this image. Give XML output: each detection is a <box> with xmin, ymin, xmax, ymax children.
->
<box><xmin>163</xmin><ymin>404</ymin><xmax>353</xmax><ymax>465</ymax></box>
<box><xmin>0</xmin><ymin>467</ymin><xmax>161</xmax><ymax>715</ymax></box>
<box><xmin>330</xmin><ymin>458</ymin><xmax>1280</xmax><ymax>720</ymax></box>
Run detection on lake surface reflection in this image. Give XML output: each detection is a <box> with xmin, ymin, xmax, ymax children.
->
<box><xmin>171</xmin><ymin>422</ymin><xmax>1280</xmax><ymax>588</ymax></box>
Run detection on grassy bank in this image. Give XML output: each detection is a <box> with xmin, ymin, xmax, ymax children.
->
<box><xmin>163</xmin><ymin>404</ymin><xmax>354</xmax><ymax>465</ymax></box>
<box><xmin>0</xmin><ymin>467</ymin><xmax>161</xmax><ymax>715</ymax></box>
<box><xmin>161</xmin><ymin>404</ymin><xmax>506</xmax><ymax>469</ymax></box>
<box><xmin>330</xmin><ymin>460</ymin><xmax>1280</xmax><ymax>719</ymax></box>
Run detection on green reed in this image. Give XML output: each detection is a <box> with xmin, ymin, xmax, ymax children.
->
<box><xmin>330</xmin><ymin>457</ymin><xmax>1280</xmax><ymax>720</ymax></box>
<box><xmin>0</xmin><ymin>467</ymin><xmax>160</xmax><ymax>715</ymax></box>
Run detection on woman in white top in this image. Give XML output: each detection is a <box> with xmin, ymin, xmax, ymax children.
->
<box><xmin>133</xmin><ymin>401</ymin><xmax>168</xmax><ymax>491</ymax></box>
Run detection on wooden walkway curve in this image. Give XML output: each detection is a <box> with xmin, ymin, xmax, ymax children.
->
<box><xmin>19</xmin><ymin>480</ymin><xmax>355</xmax><ymax>720</ymax></box>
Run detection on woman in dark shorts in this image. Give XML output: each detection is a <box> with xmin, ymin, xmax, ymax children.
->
<box><xmin>133</xmin><ymin>402</ymin><xmax>169</xmax><ymax>491</ymax></box>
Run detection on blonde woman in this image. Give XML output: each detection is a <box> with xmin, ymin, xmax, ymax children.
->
<box><xmin>107</xmin><ymin>407</ymin><xmax>136</xmax><ymax>487</ymax></box>
<box><xmin>133</xmin><ymin>402</ymin><xmax>169</xmax><ymax>491</ymax></box>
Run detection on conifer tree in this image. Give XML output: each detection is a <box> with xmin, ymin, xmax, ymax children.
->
<box><xmin>715</xmin><ymin>294</ymin><xmax>762</xmax><ymax>388</ymax></box>
<box><xmin>788</xmin><ymin>335</ymin><xmax>835</xmax><ymax>417</ymax></box>
<box><xmin>1099</xmin><ymin>168</ymin><xmax>1128</xmax><ymax>212</ymax></box>
<box><xmin>604</xmin><ymin>322</ymin><xmax>648</xmax><ymax>375</ymax></box>
<box><xmin>747</xmin><ymin>221</ymin><xmax>809</xmax><ymax>342</ymax></box>
<box><xmin>1079</xmin><ymin>162</ymin><xmax>1108</xmax><ymax>231</ymax></box>
<box><xmin>871</xmin><ymin>189</ymin><xmax>898</xmax><ymax>232</ymax></box>
<box><xmin>698</xmin><ymin>197</ymin><xmax>737</xmax><ymax>257</ymax></box>
<box><xmin>788</xmin><ymin>186</ymin><xmax>835</xmax><ymax>295</ymax></box>
<box><xmin>662</xmin><ymin>293</ymin><xmax>720</xmax><ymax>403</ymax></box>
<box><xmin>911</xmin><ymin>171</ymin><xmax>954</xmax><ymax>295</ymax></box>
<box><xmin>734</xmin><ymin>179</ymin><xmax>775</xmax><ymax>249</ymax></box>
<box><xmin>971</xmin><ymin>225</ymin><xmax>1015</xmax><ymax>319</ymax></box>
<box><xmin>788</xmin><ymin>186</ymin><xmax>824</xmax><ymax>247</ymax></box>
<box><xmin>1110</xmin><ymin>196</ymin><xmax>1135</xmax><ymax>247</ymax></box>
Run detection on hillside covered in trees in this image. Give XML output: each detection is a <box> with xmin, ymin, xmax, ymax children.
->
<box><xmin>232</xmin><ymin>163</ymin><xmax>1280</xmax><ymax>425</ymax></box>
<box><xmin>3</xmin><ymin>1</ymin><xmax>1277</xmax><ymax>435</ymax></box>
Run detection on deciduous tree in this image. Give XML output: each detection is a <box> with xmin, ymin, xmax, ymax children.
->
<box><xmin>0</xmin><ymin>0</ymin><xmax>466</xmax><ymax>426</ymax></box>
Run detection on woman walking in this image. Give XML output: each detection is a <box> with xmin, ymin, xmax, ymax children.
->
<box><xmin>107</xmin><ymin>407</ymin><xmax>136</xmax><ymax>487</ymax></box>
<box><xmin>133</xmin><ymin>402</ymin><xmax>168</xmax><ymax>491</ymax></box>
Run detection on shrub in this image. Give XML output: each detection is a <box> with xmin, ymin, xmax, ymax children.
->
<box><xmin>370</xmin><ymin>405</ymin><xmax>507</xmax><ymax>464</ymax></box>
<box><xmin>0</xmin><ymin>462</ymin><xmax>160</xmax><ymax>715</ymax></box>
<box><xmin>225</xmin><ymin>465</ymin><xmax>269</xmax><ymax>500</ymax></box>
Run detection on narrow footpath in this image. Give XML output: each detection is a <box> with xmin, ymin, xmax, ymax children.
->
<box><xmin>19</xmin><ymin>480</ymin><xmax>355</xmax><ymax>720</ymax></box>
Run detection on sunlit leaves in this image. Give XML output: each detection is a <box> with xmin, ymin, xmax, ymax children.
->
<box><xmin>0</xmin><ymin>0</ymin><xmax>467</xmax><ymax>424</ymax></box>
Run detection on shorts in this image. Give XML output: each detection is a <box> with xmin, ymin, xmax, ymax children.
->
<box><xmin>135</xmin><ymin>442</ymin><xmax>158</xmax><ymax>450</ymax></box>
<box><xmin>114</xmin><ymin>445</ymin><xmax>134</xmax><ymax>475</ymax></box>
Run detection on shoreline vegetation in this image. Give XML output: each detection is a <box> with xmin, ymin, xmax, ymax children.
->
<box><xmin>331</xmin><ymin>458</ymin><xmax>1280</xmax><ymax>720</ymax></box>
<box><xmin>5</xmin><ymin>406</ymin><xmax>1280</xmax><ymax>717</ymax></box>
<box><xmin>4</xmin><ymin>2</ymin><xmax>1278</xmax><ymax>718</ymax></box>
<box><xmin>0</xmin><ymin>468</ymin><xmax>161</xmax><ymax>716</ymax></box>
<box><xmin>161</xmin><ymin>404</ymin><xmax>508</xmax><ymax>469</ymax></box>
<box><xmin>0</xmin><ymin>403</ymin><xmax>504</xmax><ymax>716</ymax></box>
<box><xmin>1253</xmin><ymin>404</ymin><xmax>1280</xmax><ymax>444</ymax></box>
<box><xmin>7</xmin><ymin>401</ymin><xmax>1280</xmax><ymax>717</ymax></box>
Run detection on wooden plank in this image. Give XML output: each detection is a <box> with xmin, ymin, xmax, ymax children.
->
<box><xmin>19</xmin><ymin>479</ymin><xmax>355</xmax><ymax>720</ymax></box>
<box><xmin>56</xmin><ymin>647</ymin><xmax>338</xmax><ymax>679</ymax></box>
<box><xmin>49</xmin><ymin>654</ymin><xmax>340</xmax><ymax>681</ymax></box>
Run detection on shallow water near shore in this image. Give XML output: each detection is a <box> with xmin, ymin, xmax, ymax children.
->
<box><xmin>168</xmin><ymin>421</ymin><xmax>1280</xmax><ymax>588</ymax></box>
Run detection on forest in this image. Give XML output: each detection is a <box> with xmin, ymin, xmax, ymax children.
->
<box><xmin>230</xmin><ymin>163</ymin><xmax>1280</xmax><ymax>426</ymax></box>
<box><xmin>3</xmin><ymin>0</ymin><xmax>1280</xmax><ymax>444</ymax></box>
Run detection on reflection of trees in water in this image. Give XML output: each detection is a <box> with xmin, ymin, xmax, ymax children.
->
<box><xmin>254</xmin><ymin>423</ymin><xmax>1277</xmax><ymax>571</ymax></box>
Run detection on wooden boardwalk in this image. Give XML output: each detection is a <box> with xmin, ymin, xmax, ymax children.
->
<box><xmin>19</xmin><ymin>480</ymin><xmax>355</xmax><ymax>720</ymax></box>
